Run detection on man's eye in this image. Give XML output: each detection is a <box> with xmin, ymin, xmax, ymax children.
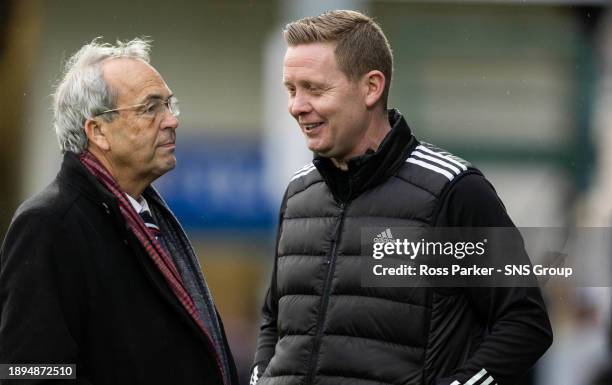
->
<box><xmin>145</xmin><ymin>102</ymin><xmax>159</xmax><ymax>113</ymax></box>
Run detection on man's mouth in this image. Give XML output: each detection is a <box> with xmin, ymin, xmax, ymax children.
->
<box><xmin>302</xmin><ymin>122</ymin><xmax>323</xmax><ymax>132</ymax></box>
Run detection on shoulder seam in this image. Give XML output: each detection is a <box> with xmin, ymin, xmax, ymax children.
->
<box><xmin>286</xmin><ymin>179</ymin><xmax>325</xmax><ymax>200</ymax></box>
<box><xmin>289</xmin><ymin>162</ymin><xmax>316</xmax><ymax>182</ymax></box>
<box><xmin>431</xmin><ymin>169</ymin><xmax>484</xmax><ymax>224</ymax></box>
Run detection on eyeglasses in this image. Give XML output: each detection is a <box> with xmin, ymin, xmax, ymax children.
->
<box><xmin>95</xmin><ymin>96</ymin><xmax>180</xmax><ymax>118</ymax></box>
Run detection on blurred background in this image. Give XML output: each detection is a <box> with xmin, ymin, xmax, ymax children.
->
<box><xmin>1</xmin><ymin>0</ymin><xmax>611</xmax><ymax>384</ymax></box>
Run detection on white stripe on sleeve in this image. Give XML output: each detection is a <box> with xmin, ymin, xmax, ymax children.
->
<box><xmin>406</xmin><ymin>158</ymin><xmax>454</xmax><ymax>181</ymax></box>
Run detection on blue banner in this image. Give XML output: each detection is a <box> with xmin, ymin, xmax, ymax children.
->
<box><xmin>154</xmin><ymin>135</ymin><xmax>276</xmax><ymax>231</ymax></box>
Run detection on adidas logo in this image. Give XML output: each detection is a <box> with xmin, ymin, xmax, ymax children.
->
<box><xmin>373</xmin><ymin>228</ymin><xmax>394</xmax><ymax>244</ymax></box>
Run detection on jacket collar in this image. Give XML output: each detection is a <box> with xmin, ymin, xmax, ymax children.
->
<box><xmin>313</xmin><ymin>109</ymin><xmax>417</xmax><ymax>203</ymax></box>
<box><xmin>58</xmin><ymin>151</ymin><xmax>117</xmax><ymax>206</ymax></box>
<box><xmin>57</xmin><ymin>151</ymin><xmax>165</xmax><ymax>210</ymax></box>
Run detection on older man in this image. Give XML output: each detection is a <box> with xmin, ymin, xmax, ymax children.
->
<box><xmin>251</xmin><ymin>10</ymin><xmax>552</xmax><ymax>385</ymax></box>
<box><xmin>0</xmin><ymin>38</ymin><xmax>236</xmax><ymax>385</ymax></box>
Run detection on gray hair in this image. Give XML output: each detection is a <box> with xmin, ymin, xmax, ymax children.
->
<box><xmin>52</xmin><ymin>37</ymin><xmax>151</xmax><ymax>154</ymax></box>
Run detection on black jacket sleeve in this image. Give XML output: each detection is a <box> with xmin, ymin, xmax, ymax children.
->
<box><xmin>0</xmin><ymin>207</ymin><xmax>93</xmax><ymax>385</ymax></box>
<box><xmin>250</xmin><ymin>190</ymin><xmax>289</xmax><ymax>384</ymax></box>
<box><xmin>250</xmin><ymin>272</ymin><xmax>278</xmax><ymax>384</ymax></box>
<box><xmin>433</xmin><ymin>173</ymin><xmax>553</xmax><ymax>385</ymax></box>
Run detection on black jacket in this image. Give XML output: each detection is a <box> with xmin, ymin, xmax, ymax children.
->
<box><xmin>253</xmin><ymin>110</ymin><xmax>552</xmax><ymax>385</ymax></box>
<box><xmin>0</xmin><ymin>152</ymin><xmax>237</xmax><ymax>385</ymax></box>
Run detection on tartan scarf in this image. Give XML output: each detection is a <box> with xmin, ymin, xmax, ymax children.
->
<box><xmin>78</xmin><ymin>151</ymin><xmax>227</xmax><ymax>384</ymax></box>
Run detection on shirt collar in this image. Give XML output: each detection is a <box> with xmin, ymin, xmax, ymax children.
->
<box><xmin>125</xmin><ymin>194</ymin><xmax>151</xmax><ymax>214</ymax></box>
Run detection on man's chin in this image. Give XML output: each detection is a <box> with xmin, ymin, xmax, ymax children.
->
<box><xmin>157</xmin><ymin>158</ymin><xmax>177</xmax><ymax>176</ymax></box>
<box><xmin>307</xmin><ymin>142</ymin><xmax>333</xmax><ymax>157</ymax></box>
<box><xmin>311</xmin><ymin>148</ymin><xmax>342</xmax><ymax>160</ymax></box>
<box><xmin>166</xmin><ymin>159</ymin><xmax>177</xmax><ymax>171</ymax></box>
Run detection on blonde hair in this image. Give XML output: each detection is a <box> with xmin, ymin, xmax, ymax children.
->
<box><xmin>284</xmin><ymin>10</ymin><xmax>393</xmax><ymax>107</ymax></box>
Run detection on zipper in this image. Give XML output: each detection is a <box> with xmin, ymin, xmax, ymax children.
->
<box><xmin>305</xmin><ymin>202</ymin><xmax>347</xmax><ymax>385</ymax></box>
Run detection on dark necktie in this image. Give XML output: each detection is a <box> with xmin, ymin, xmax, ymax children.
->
<box><xmin>139</xmin><ymin>209</ymin><xmax>162</xmax><ymax>239</ymax></box>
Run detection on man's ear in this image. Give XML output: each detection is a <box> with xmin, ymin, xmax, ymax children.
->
<box><xmin>84</xmin><ymin>118</ymin><xmax>110</xmax><ymax>151</ymax></box>
<box><xmin>363</xmin><ymin>70</ymin><xmax>386</xmax><ymax>108</ymax></box>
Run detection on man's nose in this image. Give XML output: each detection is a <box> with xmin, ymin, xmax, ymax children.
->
<box><xmin>289</xmin><ymin>91</ymin><xmax>312</xmax><ymax>117</ymax></box>
<box><xmin>161</xmin><ymin>111</ymin><xmax>179</xmax><ymax>131</ymax></box>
